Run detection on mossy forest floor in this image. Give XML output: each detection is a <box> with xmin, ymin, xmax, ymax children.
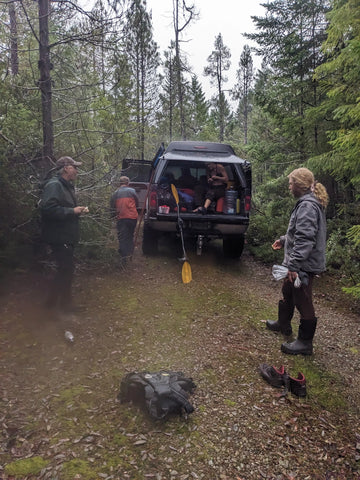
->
<box><xmin>1</xmin><ymin>238</ymin><xmax>359</xmax><ymax>480</ymax></box>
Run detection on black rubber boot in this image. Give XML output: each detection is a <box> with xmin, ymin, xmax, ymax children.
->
<box><xmin>266</xmin><ymin>300</ymin><xmax>294</xmax><ymax>336</ymax></box>
<box><xmin>281</xmin><ymin>318</ymin><xmax>317</xmax><ymax>355</ymax></box>
<box><xmin>281</xmin><ymin>338</ymin><xmax>313</xmax><ymax>355</ymax></box>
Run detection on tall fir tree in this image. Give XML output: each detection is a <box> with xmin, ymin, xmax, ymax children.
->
<box><xmin>156</xmin><ymin>44</ymin><xmax>182</xmax><ymax>142</ymax></box>
<box><xmin>172</xmin><ymin>0</ymin><xmax>198</xmax><ymax>140</ymax></box>
<box><xmin>233</xmin><ymin>44</ymin><xmax>254</xmax><ymax>145</ymax></box>
<box><xmin>186</xmin><ymin>76</ymin><xmax>209</xmax><ymax>138</ymax></box>
<box><xmin>246</xmin><ymin>0</ymin><xmax>330</xmax><ymax>160</ymax></box>
<box><xmin>312</xmin><ymin>0</ymin><xmax>360</xmax><ymax>191</ymax></box>
<box><xmin>310</xmin><ymin>0</ymin><xmax>360</xmax><ymax>293</ymax></box>
<box><xmin>204</xmin><ymin>33</ymin><xmax>231</xmax><ymax>142</ymax></box>
<box><xmin>124</xmin><ymin>0</ymin><xmax>160</xmax><ymax>159</ymax></box>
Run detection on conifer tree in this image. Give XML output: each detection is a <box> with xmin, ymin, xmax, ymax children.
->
<box><xmin>187</xmin><ymin>76</ymin><xmax>209</xmax><ymax>138</ymax></box>
<box><xmin>172</xmin><ymin>0</ymin><xmax>198</xmax><ymax>140</ymax></box>
<box><xmin>157</xmin><ymin>44</ymin><xmax>182</xmax><ymax>141</ymax></box>
<box><xmin>233</xmin><ymin>45</ymin><xmax>254</xmax><ymax>145</ymax></box>
<box><xmin>204</xmin><ymin>33</ymin><xmax>231</xmax><ymax>142</ymax></box>
<box><xmin>246</xmin><ymin>0</ymin><xmax>330</xmax><ymax>159</ymax></box>
<box><xmin>312</xmin><ymin>0</ymin><xmax>360</xmax><ymax>191</ymax></box>
<box><xmin>124</xmin><ymin>0</ymin><xmax>160</xmax><ymax>159</ymax></box>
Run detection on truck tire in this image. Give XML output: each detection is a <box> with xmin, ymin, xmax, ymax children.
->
<box><xmin>223</xmin><ymin>235</ymin><xmax>244</xmax><ymax>258</ymax></box>
<box><xmin>142</xmin><ymin>225</ymin><xmax>159</xmax><ymax>255</ymax></box>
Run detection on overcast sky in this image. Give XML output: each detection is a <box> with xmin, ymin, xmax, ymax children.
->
<box><xmin>145</xmin><ymin>0</ymin><xmax>266</xmax><ymax>98</ymax></box>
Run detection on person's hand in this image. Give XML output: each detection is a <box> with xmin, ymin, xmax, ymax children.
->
<box><xmin>271</xmin><ymin>239</ymin><xmax>282</xmax><ymax>250</ymax></box>
<box><xmin>287</xmin><ymin>270</ymin><xmax>298</xmax><ymax>282</ymax></box>
<box><xmin>74</xmin><ymin>206</ymin><xmax>89</xmax><ymax>215</ymax></box>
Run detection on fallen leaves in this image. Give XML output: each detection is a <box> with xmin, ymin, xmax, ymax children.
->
<box><xmin>1</xmin><ymin>254</ymin><xmax>359</xmax><ymax>480</ymax></box>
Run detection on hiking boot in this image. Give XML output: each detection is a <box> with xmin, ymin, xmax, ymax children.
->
<box><xmin>259</xmin><ymin>364</ymin><xmax>289</xmax><ymax>388</ymax></box>
<box><xmin>281</xmin><ymin>338</ymin><xmax>313</xmax><ymax>355</ymax></box>
<box><xmin>289</xmin><ymin>372</ymin><xmax>307</xmax><ymax>397</ymax></box>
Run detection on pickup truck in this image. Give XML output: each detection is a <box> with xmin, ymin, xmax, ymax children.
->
<box><xmin>141</xmin><ymin>141</ymin><xmax>251</xmax><ymax>258</ymax></box>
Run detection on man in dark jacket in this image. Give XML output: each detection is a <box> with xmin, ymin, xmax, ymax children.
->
<box><xmin>110</xmin><ymin>176</ymin><xmax>139</xmax><ymax>267</ymax></box>
<box><xmin>266</xmin><ymin>167</ymin><xmax>329</xmax><ymax>355</ymax></box>
<box><xmin>40</xmin><ymin>156</ymin><xmax>88</xmax><ymax>313</ymax></box>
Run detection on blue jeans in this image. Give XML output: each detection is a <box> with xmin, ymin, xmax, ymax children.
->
<box><xmin>116</xmin><ymin>219</ymin><xmax>137</xmax><ymax>260</ymax></box>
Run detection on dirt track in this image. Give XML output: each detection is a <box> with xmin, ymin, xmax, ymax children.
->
<box><xmin>1</xmin><ymin>242</ymin><xmax>359</xmax><ymax>480</ymax></box>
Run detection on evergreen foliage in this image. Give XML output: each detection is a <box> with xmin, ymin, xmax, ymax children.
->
<box><xmin>124</xmin><ymin>0</ymin><xmax>160</xmax><ymax>159</ymax></box>
<box><xmin>310</xmin><ymin>0</ymin><xmax>360</xmax><ymax>298</ymax></box>
<box><xmin>204</xmin><ymin>33</ymin><xmax>231</xmax><ymax>141</ymax></box>
<box><xmin>0</xmin><ymin>0</ymin><xmax>359</xmax><ymax>297</ymax></box>
<box><xmin>233</xmin><ymin>45</ymin><xmax>254</xmax><ymax>145</ymax></box>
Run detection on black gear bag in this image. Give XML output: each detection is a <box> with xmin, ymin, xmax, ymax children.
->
<box><xmin>118</xmin><ymin>370</ymin><xmax>196</xmax><ymax>420</ymax></box>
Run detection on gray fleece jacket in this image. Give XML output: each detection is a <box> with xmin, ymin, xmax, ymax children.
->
<box><xmin>281</xmin><ymin>192</ymin><xmax>327</xmax><ymax>274</ymax></box>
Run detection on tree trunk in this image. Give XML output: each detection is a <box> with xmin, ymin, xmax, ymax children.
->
<box><xmin>9</xmin><ymin>2</ymin><xmax>19</xmax><ymax>75</ymax></box>
<box><xmin>219</xmin><ymin>93</ymin><xmax>224</xmax><ymax>142</ymax></box>
<box><xmin>38</xmin><ymin>0</ymin><xmax>54</xmax><ymax>165</ymax></box>
<box><xmin>169</xmin><ymin>56</ymin><xmax>173</xmax><ymax>141</ymax></box>
<box><xmin>173</xmin><ymin>0</ymin><xmax>186</xmax><ymax>140</ymax></box>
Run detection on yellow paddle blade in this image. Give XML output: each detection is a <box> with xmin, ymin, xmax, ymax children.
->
<box><xmin>171</xmin><ymin>183</ymin><xmax>191</xmax><ymax>283</ymax></box>
<box><xmin>182</xmin><ymin>261</ymin><xmax>192</xmax><ymax>284</ymax></box>
<box><xmin>171</xmin><ymin>183</ymin><xmax>179</xmax><ymax>205</ymax></box>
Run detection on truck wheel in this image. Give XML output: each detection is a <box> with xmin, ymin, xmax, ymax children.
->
<box><xmin>223</xmin><ymin>235</ymin><xmax>244</xmax><ymax>258</ymax></box>
<box><xmin>142</xmin><ymin>226</ymin><xmax>159</xmax><ymax>255</ymax></box>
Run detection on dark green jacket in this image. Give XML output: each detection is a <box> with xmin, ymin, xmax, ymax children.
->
<box><xmin>40</xmin><ymin>176</ymin><xmax>79</xmax><ymax>245</ymax></box>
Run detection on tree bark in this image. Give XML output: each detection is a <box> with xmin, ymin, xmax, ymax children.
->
<box><xmin>9</xmin><ymin>2</ymin><xmax>19</xmax><ymax>75</ymax></box>
<box><xmin>38</xmin><ymin>0</ymin><xmax>54</xmax><ymax>165</ymax></box>
<box><xmin>173</xmin><ymin>0</ymin><xmax>186</xmax><ymax>140</ymax></box>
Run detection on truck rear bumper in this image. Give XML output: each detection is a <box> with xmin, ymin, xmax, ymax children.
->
<box><xmin>146</xmin><ymin>213</ymin><xmax>249</xmax><ymax>236</ymax></box>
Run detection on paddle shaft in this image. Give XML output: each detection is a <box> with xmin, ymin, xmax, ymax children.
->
<box><xmin>171</xmin><ymin>184</ymin><xmax>187</xmax><ymax>259</ymax></box>
<box><xmin>171</xmin><ymin>184</ymin><xmax>192</xmax><ymax>283</ymax></box>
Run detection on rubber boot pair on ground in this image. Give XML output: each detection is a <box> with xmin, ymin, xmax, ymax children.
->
<box><xmin>266</xmin><ymin>300</ymin><xmax>317</xmax><ymax>355</ymax></box>
<box><xmin>259</xmin><ymin>364</ymin><xmax>307</xmax><ymax>397</ymax></box>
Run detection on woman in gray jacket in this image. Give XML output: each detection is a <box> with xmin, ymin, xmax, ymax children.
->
<box><xmin>266</xmin><ymin>167</ymin><xmax>329</xmax><ymax>355</ymax></box>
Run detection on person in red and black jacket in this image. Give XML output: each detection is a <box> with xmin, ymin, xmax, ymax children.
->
<box><xmin>110</xmin><ymin>176</ymin><xmax>139</xmax><ymax>266</ymax></box>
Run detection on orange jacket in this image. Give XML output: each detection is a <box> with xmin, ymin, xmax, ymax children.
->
<box><xmin>110</xmin><ymin>186</ymin><xmax>139</xmax><ymax>220</ymax></box>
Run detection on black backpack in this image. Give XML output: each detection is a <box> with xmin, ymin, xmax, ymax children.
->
<box><xmin>118</xmin><ymin>370</ymin><xmax>196</xmax><ymax>420</ymax></box>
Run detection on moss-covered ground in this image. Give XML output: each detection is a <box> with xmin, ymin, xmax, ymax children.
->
<box><xmin>0</xmin><ymin>241</ymin><xmax>359</xmax><ymax>479</ymax></box>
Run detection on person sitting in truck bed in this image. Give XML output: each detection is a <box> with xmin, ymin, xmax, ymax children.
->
<box><xmin>193</xmin><ymin>163</ymin><xmax>229</xmax><ymax>214</ymax></box>
<box><xmin>176</xmin><ymin>167</ymin><xmax>197</xmax><ymax>191</ymax></box>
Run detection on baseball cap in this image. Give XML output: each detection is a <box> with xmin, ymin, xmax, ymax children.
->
<box><xmin>56</xmin><ymin>156</ymin><xmax>82</xmax><ymax>168</ymax></box>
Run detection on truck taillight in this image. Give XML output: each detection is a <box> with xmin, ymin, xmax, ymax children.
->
<box><xmin>245</xmin><ymin>195</ymin><xmax>251</xmax><ymax>212</ymax></box>
<box><xmin>149</xmin><ymin>191</ymin><xmax>157</xmax><ymax>211</ymax></box>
